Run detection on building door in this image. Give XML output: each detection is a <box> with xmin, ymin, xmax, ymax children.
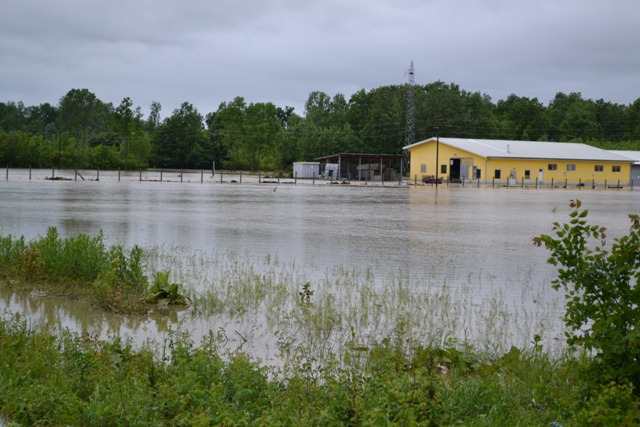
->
<box><xmin>450</xmin><ymin>158</ymin><xmax>461</xmax><ymax>180</ymax></box>
<box><xmin>538</xmin><ymin>168</ymin><xmax>544</xmax><ymax>183</ymax></box>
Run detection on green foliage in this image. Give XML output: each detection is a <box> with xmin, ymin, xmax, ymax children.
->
<box><xmin>571</xmin><ymin>382</ymin><xmax>640</xmax><ymax>426</ymax></box>
<box><xmin>0</xmin><ymin>234</ymin><xmax>25</xmax><ymax>279</ymax></box>
<box><xmin>534</xmin><ymin>200</ymin><xmax>640</xmax><ymax>390</ymax></box>
<box><xmin>145</xmin><ymin>270</ymin><xmax>188</xmax><ymax>306</ymax></box>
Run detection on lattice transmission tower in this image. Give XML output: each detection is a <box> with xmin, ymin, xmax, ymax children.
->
<box><xmin>403</xmin><ymin>61</ymin><xmax>415</xmax><ymax>171</ymax></box>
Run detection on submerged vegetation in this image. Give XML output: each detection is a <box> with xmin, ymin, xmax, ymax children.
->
<box><xmin>2</xmin><ymin>205</ymin><xmax>640</xmax><ymax>424</ymax></box>
<box><xmin>0</xmin><ymin>227</ymin><xmax>187</xmax><ymax>314</ymax></box>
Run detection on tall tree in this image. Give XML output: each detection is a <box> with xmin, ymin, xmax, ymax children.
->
<box><xmin>153</xmin><ymin>102</ymin><xmax>207</xmax><ymax>169</ymax></box>
<box><xmin>146</xmin><ymin>101</ymin><xmax>162</xmax><ymax>133</ymax></box>
<box><xmin>113</xmin><ymin>97</ymin><xmax>134</xmax><ymax>170</ymax></box>
<box><xmin>58</xmin><ymin>88</ymin><xmax>98</xmax><ymax>168</ymax></box>
<box><xmin>212</xmin><ymin>97</ymin><xmax>246</xmax><ymax>170</ymax></box>
<box><xmin>243</xmin><ymin>102</ymin><xmax>280</xmax><ymax>172</ymax></box>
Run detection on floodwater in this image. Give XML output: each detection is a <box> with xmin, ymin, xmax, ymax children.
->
<box><xmin>1</xmin><ymin>169</ymin><xmax>639</xmax><ymax>360</ymax></box>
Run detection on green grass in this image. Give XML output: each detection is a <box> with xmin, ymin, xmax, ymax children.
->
<box><xmin>0</xmin><ymin>312</ymin><xmax>592</xmax><ymax>426</ymax></box>
<box><xmin>2</xmin><ymin>229</ymin><xmax>640</xmax><ymax>425</ymax></box>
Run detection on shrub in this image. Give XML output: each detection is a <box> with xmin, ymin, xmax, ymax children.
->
<box><xmin>534</xmin><ymin>199</ymin><xmax>640</xmax><ymax>390</ymax></box>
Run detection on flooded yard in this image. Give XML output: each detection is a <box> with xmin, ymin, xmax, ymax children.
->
<box><xmin>1</xmin><ymin>171</ymin><xmax>639</xmax><ymax>362</ymax></box>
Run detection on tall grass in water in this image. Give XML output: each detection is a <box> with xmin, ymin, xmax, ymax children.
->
<box><xmin>143</xmin><ymin>246</ymin><xmax>567</xmax><ymax>368</ymax></box>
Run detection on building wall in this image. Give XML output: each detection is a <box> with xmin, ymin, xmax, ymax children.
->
<box><xmin>408</xmin><ymin>141</ymin><xmax>632</xmax><ymax>185</ymax></box>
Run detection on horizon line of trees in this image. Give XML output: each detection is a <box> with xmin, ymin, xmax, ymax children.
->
<box><xmin>1</xmin><ymin>83</ymin><xmax>640</xmax><ymax>172</ymax></box>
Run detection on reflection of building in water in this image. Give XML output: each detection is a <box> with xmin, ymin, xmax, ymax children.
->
<box><xmin>404</xmin><ymin>137</ymin><xmax>635</xmax><ymax>187</ymax></box>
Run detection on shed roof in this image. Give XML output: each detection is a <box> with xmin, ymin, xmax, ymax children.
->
<box><xmin>314</xmin><ymin>153</ymin><xmax>404</xmax><ymax>163</ymax></box>
<box><xmin>404</xmin><ymin>138</ymin><xmax>634</xmax><ymax>163</ymax></box>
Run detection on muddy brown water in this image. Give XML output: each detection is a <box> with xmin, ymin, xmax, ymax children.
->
<box><xmin>1</xmin><ymin>170</ymin><xmax>639</xmax><ymax>361</ymax></box>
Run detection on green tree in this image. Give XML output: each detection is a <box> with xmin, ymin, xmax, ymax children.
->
<box><xmin>496</xmin><ymin>94</ymin><xmax>549</xmax><ymax>141</ymax></box>
<box><xmin>145</xmin><ymin>101</ymin><xmax>162</xmax><ymax>133</ymax></box>
<box><xmin>534</xmin><ymin>200</ymin><xmax>640</xmax><ymax>390</ymax></box>
<box><xmin>153</xmin><ymin>102</ymin><xmax>207</xmax><ymax>169</ymax></box>
<box><xmin>243</xmin><ymin>102</ymin><xmax>280</xmax><ymax>172</ymax></box>
<box><xmin>58</xmin><ymin>89</ymin><xmax>99</xmax><ymax>168</ymax></box>
<box><xmin>113</xmin><ymin>97</ymin><xmax>134</xmax><ymax>170</ymax></box>
<box><xmin>212</xmin><ymin>97</ymin><xmax>246</xmax><ymax>170</ymax></box>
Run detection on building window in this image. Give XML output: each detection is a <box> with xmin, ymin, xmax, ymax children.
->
<box><xmin>548</xmin><ymin>164</ymin><xmax>557</xmax><ymax>171</ymax></box>
<box><xmin>441</xmin><ymin>164</ymin><xmax>447</xmax><ymax>174</ymax></box>
<box><xmin>420</xmin><ymin>164</ymin><xmax>426</xmax><ymax>174</ymax></box>
<box><xmin>612</xmin><ymin>165</ymin><xmax>621</xmax><ymax>172</ymax></box>
<box><xmin>567</xmin><ymin>164</ymin><xmax>576</xmax><ymax>171</ymax></box>
<box><xmin>524</xmin><ymin>170</ymin><xmax>531</xmax><ymax>180</ymax></box>
<box><xmin>494</xmin><ymin>170</ymin><xmax>502</xmax><ymax>179</ymax></box>
<box><xmin>594</xmin><ymin>165</ymin><xmax>604</xmax><ymax>172</ymax></box>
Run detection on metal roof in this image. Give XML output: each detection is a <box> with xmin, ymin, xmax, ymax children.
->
<box><xmin>314</xmin><ymin>153</ymin><xmax>404</xmax><ymax>163</ymax></box>
<box><xmin>404</xmin><ymin>137</ymin><xmax>634</xmax><ymax>163</ymax></box>
<box><xmin>608</xmin><ymin>150</ymin><xmax>640</xmax><ymax>164</ymax></box>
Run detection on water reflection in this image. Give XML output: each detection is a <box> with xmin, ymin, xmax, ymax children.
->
<box><xmin>2</xmin><ymin>176</ymin><xmax>640</xmax><ymax>360</ymax></box>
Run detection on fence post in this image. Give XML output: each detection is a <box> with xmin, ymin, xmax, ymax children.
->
<box><xmin>52</xmin><ymin>165</ymin><xmax>55</xmax><ymax>180</ymax></box>
<box><xmin>295</xmin><ymin>172</ymin><xmax>297</xmax><ymax>185</ymax></box>
<box><xmin>535</xmin><ymin>177</ymin><xmax>538</xmax><ymax>189</ymax></box>
<box><xmin>181</xmin><ymin>170</ymin><xmax>183</xmax><ymax>183</ymax></box>
<box><xmin>551</xmin><ymin>178</ymin><xmax>554</xmax><ymax>188</ymax></box>
<box><xmin>97</xmin><ymin>168</ymin><xmax>99</xmax><ymax>181</ymax></box>
<box><xmin>522</xmin><ymin>177</ymin><xmax>524</xmax><ymax>189</ymax></box>
<box><xmin>140</xmin><ymin>168</ymin><xmax>142</xmax><ymax>181</ymax></box>
<box><xmin>605</xmin><ymin>179</ymin><xmax>607</xmax><ymax>190</ymax></box>
<box><xmin>29</xmin><ymin>165</ymin><xmax>32</xmax><ymax>180</ymax></box>
<box><xmin>220</xmin><ymin>169</ymin><xmax>223</xmax><ymax>183</ymax></box>
<box><xmin>579</xmin><ymin>178</ymin><xmax>581</xmax><ymax>189</ymax></box>
<box><xmin>240</xmin><ymin>170</ymin><xmax>242</xmax><ymax>183</ymax></box>
<box><xmin>201</xmin><ymin>169</ymin><xmax>203</xmax><ymax>183</ymax></box>
<box><xmin>5</xmin><ymin>165</ymin><xmax>8</xmax><ymax>180</ymax></box>
<box><xmin>160</xmin><ymin>169</ymin><xmax>163</xmax><ymax>182</ymax></box>
<box><xmin>492</xmin><ymin>177</ymin><xmax>495</xmax><ymax>188</ymax></box>
<box><xmin>258</xmin><ymin>170</ymin><xmax>261</xmax><ymax>184</ymax></box>
<box><xmin>313</xmin><ymin>172</ymin><xmax>315</xmax><ymax>185</ymax></box>
<box><xmin>118</xmin><ymin>168</ymin><xmax>121</xmax><ymax>181</ymax></box>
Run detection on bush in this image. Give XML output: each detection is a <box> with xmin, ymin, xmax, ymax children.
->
<box><xmin>534</xmin><ymin>200</ymin><xmax>640</xmax><ymax>390</ymax></box>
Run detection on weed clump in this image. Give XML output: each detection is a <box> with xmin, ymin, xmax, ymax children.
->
<box><xmin>0</xmin><ymin>227</ymin><xmax>187</xmax><ymax>314</ymax></box>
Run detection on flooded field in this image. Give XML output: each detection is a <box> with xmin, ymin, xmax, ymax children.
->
<box><xmin>1</xmin><ymin>170</ymin><xmax>639</xmax><ymax>362</ymax></box>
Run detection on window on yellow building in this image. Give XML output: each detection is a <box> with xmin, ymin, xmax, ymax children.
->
<box><xmin>612</xmin><ymin>165</ymin><xmax>621</xmax><ymax>172</ymax></box>
<box><xmin>421</xmin><ymin>164</ymin><xmax>426</xmax><ymax>173</ymax></box>
<box><xmin>548</xmin><ymin>164</ymin><xmax>557</xmax><ymax>171</ymax></box>
<box><xmin>524</xmin><ymin>170</ymin><xmax>531</xmax><ymax>179</ymax></box>
<box><xmin>441</xmin><ymin>165</ymin><xmax>447</xmax><ymax>174</ymax></box>
<box><xmin>567</xmin><ymin>164</ymin><xmax>576</xmax><ymax>171</ymax></box>
<box><xmin>494</xmin><ymin>170</ymin><xmax>502</xmax><ymax>179</ymax></box>
<box><xmin>594</xmin><ymin>165</ymin><xmax>604</xmax><ymax>172</ymax></box>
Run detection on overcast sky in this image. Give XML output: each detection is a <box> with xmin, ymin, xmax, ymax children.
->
<box><xmin>1</xmin><ymin>0</ymin><xmax>639</xmax><ymax>119</ymax></box>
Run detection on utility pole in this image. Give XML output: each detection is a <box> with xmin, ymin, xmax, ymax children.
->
<box><xmin>404</xmin><ymin>61</ymin><xmax>415</xmax><ymax>175</ymax></box>
<box><xmin>435</xmin><ymin>126</ymin><xmax>440</xmax><ymax>186</ymax></box>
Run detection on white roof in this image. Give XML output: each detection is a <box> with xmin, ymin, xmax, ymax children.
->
<box><xmin>608</xmin><ymin>150</ymin><xmax>640</xmax><ymax>164</ymax></box>
<box><xmin>404</xmin><ymin>137</ymin><xmax>634</xmax><ymax>163</ymax></box>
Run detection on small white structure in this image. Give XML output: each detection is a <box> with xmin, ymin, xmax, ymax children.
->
<box><xmin>293</xmin><ymin>162</ymin><xmax>320</xmax><ymax>179</ymax></box>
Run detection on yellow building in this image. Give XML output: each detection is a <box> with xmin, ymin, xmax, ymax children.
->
<box><xmin>404</xmin><ymin>137</ymin><xmax>634</xmax><ymax>187</ymax></box>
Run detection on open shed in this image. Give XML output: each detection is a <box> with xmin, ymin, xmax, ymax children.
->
<box><xmin>314</xmin><ymin>153</ymin><xmax>405</xmax><ymax>181</ymax></box>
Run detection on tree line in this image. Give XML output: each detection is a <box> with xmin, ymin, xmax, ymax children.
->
<box><xmin>1</xmin><ymin>83</ymin><xmax>640</xmax><ymax>172</ymax></box>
